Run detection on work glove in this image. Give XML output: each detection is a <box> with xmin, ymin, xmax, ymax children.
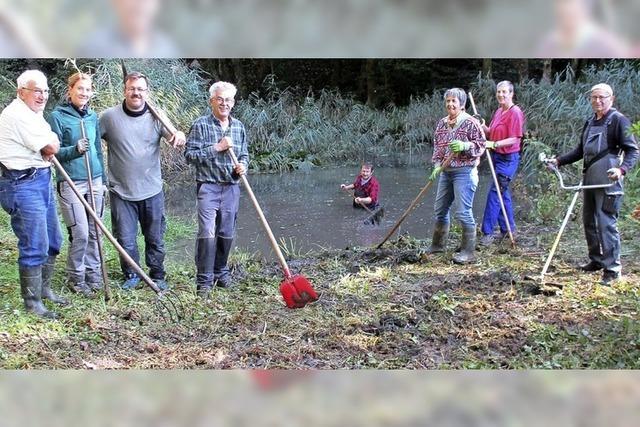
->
<box><xmin>429</xmin><ymin>165</ymin><xmax>443</xmax><ymax>181</ymax></box>
<box><xmin>485</xmin><ymin>141</ymin><xmax>496</xmax><ymax>150</ymax></box>
<box><xmin>76</xmin><ymin>138</ymin><xmax>89</xmax><ymax>154</ymax></box>
<box><xmin>607</xmin><ymin>167</ymin><xmax>623</xmax><ymax>181</ymax></box>
<box><xmin>449</xmin><ymin>139</ymin><xmax>471</xmax><ymax>153</ymax></box>
<box><xmin>542</xmin><ymin>155</ymin><xmax>558</xmax><ymax>171</ymax></box>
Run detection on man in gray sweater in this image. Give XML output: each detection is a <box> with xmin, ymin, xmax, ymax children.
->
<box><xmin>100</xmin><ymin>72</ymin><xmax>185</xmax><ymax>290</ymax></box>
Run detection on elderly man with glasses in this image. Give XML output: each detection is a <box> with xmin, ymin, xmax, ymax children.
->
<box><xmin>547</xmin><ymin>83</ymin><xmax>638</xmax><ymax>285</ymax></box>
<box><xmin>0</xmin><ymin>70</ymin><xmax>66</xmax><ymax>319</ymax></box>
<box><xmin>185</xmin><ymin>81</ymin><xmax>249</xmax><ymax>299</ymax></box>
<box><xmin>100</xmin><ymin>71</ymin><xmax>186</xmax><ymax>291</ymax></box>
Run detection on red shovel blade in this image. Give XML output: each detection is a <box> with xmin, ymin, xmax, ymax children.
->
<box><xmin>279</xmin><ymin>275</ymin><xmax>318</xmax><ymax>309</ymax></box>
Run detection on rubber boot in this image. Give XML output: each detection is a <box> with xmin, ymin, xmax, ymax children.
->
<box><xmin>19</xmin><ymin>265</ymin><xmax>57</xmax><ymax>319</ymax></box>
<box><xmin>452</xmin><ymin>227</ymin><xmax>477</xmax><ymax>265</ymax></box>
<box><xmin>214</xmin><ymin>237</ymin><xmax>234</xmax><ymax>288</ymax></box>
<box><xmin>427</xmin><ymin>222</ymin><xmax>449</xmax><ymax>254</ymax></box>
<box><xmin>41</xmin><ymin>256</ymin><xmax>69</xmax><ymax>306</ymax></box>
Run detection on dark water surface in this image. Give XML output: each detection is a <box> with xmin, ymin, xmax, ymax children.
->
<box><xmin>165</xmin><ymin>166</ymin><xmax>492</xmax><ymax>259</ymax></box>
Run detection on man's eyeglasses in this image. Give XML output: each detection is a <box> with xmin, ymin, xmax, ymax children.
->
<box><xmin>126</xmin><ymin>87</ymin><xmax>148</xmax><ymax>93</ymax></box>
<box><xmin>214</xmin><ymin>96</ymin><xmax>235</xmax><ymax>105</ymax></box>
<box><xmin>21</xmin><ymin>87</ymin><xmax>49</xmax><ymax>96</ymax></box>
<box><xmin>590</xmin><ymin>95</ymin><xmax>611</xmax><ymax>102</ymax></box>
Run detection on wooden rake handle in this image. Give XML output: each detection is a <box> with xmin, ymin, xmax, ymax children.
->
<box><xmin>376</xmin><ymin>153</ymin><xmax>455</xmax><ymax>249</ymax></box>
<box><xmin>79</xmin><ymin>119</ymin><xmax>111</xmax><ymax>300</ymax></box>
<box><xmin>468</xmin><ymin>91</ymin><xmax>516</xmax><ymax>248</ymax></box>
<box><xmin>226</xmin><ymin>147</ymin><xmax>293</xmax><ymax>279</ymax></box>
<box><xmin>341</xmin><ymin>187</ymin><xmax>375</xmax><ymax>214</ymax></box>
<box><xmin>51</xmin><ymin>157</ymin><xmax>163</xmax><ymax>295</ymax></box>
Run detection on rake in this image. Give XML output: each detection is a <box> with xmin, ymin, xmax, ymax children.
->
<box><xmin>52</xmin><ymin>157</ymin><xmax>186</xmax><ymax>322</ymax></box>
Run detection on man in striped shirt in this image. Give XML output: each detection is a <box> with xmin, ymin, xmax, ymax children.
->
<box><xmin>185</xmin><ymin>81</ymin><xmax>249</xmax><ymax>298</ymax></box>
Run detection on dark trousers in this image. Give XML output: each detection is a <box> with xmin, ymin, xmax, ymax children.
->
<box><xmin>110</xmin><ymin>190</ymin><xmax>166</xmax><ymax>280</ymax></box>
<box><xmin>583</xmin><ymin>188</ymin><xmax>622</xmax><ymax>274</ymax></box>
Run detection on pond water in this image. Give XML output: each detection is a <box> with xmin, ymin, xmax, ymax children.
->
<box><xmin>165</xmin><ymin>165</ymin><xmax>495</xmax><ymax>260</ymax></box>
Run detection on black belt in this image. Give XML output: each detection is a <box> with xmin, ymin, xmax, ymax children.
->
<box><xmin>0</xmin><ymin>165</ymin><xmax>42</xmax><ymax>181</ymax></box>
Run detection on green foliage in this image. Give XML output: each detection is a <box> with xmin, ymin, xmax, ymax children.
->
<box><xmin>233</xmin><ymin>76</ymin><xmax>430</xmax><ymax>172</ymax></box>
<box><xmin>430</xmin><ymin>290</ymin><xmax>459</xmax><ymax>315</ymax></box>
<box><xmin>622</xmin><ymin>120</ymin><xmax>640</xmax><ymax>216</ymax></box>
<box><xmin>470</xmin><ymin>61</ymin><xmax>640</xmax><ymax>186</ymax></box>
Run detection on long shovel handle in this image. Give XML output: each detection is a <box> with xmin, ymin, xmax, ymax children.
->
<box><xmin>227</xmin><ymin>147</ymin><xmax>293</xmax><ymax>279</ymax></box>
<box><xmin>468</xmin><ymin>92</ymin><xmax>515</xmax><ymax>248</ymax></box>
<box><xmin>80</xmin><ymin>119</ymin><xmax>111</xmax><ymax>300</ymax></box>
<box><xmin>376</xmin><ymin>153</ymin><xmax>454</xmax><ymax>249</ymax></box>
<box><xmin>540</xmin><ymin>189</ymin><xmax>580</xmax><ymax>281</ymax></box>
<box><xmin>51</xmin><ymin>157</ymin><xmax>163</xmax><ymax>295</ymax></box>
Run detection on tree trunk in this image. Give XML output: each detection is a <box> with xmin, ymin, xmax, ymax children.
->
<box><xmin>365</xmin><ymin>59</ymin><xmax>377</xmax><ymax>107</ymax></box>
<box><xmin>542</xmin><ymin>59</ymin><xmax>552</xmax><ymax>83</ymax></box>
<box><xmin>516</xmin><ymin>59</ymin><xmax>529</xmax><ymax>84</ymax></box>
<box><xmin>482</xmin><ymin>58</ymin><xmax>492</xmax><ymax>78</ymax></box>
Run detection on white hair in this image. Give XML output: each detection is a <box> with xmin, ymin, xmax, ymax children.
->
<box><xmin>443</xmin><ymin>88</ymin><xmax>467</xmax><ymax>106</ymax></box>
<box><xmin>590</xmin><ymin>83</ymin><xmax>613</xmax><ymax>96</ymax></box>
<box><xmin>209</xmin><ymin>81</ymin><xmax>237</xmax><ymax>99</ymax></box>
<box><xmin>17</xmin><ymin>70</ymin><xmax>47</xmax><ymax>89</ymax></box>
<box><xmin>496</xmin><ymin>80</ymin><xmax>514</xmax><ymax>93</ymax></box>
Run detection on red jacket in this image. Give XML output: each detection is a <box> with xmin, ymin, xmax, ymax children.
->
<box><xmin>353</xmin><ymin>175</ymin><xmax>379</xmax><ymax>206</ymax></box>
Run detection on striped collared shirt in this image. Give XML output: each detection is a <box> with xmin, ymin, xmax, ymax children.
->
<box><xmin>185</xmin><ymin>114</ymin><xmax>249</xmax><ymax>183</ymax></box>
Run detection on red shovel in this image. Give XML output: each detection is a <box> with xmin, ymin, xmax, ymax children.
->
<box><xmin>227</xmin><ymin>147</ymin><xmax>318</xmax><ymax>308</ymax></box>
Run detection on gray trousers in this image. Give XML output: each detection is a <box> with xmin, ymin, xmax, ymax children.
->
<box><xmin>195</xmin><ymin>183</ymin><xmax>239</xmax><ymax>287</ymax></box>
<box><xmin>583</xmin><ymin>188</ymin><xmax>622</xmax><ymax>274</ymax></box>
<box><xmin>57</xmin><ymin>177</ymin><xmax>105</xmax><ymax>284</ymax></box>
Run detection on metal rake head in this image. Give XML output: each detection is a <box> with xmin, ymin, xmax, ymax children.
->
<box><xmin>154</xmin><ymin>289</ymin><xmax>189</xmax><ymax>323</ymax></box>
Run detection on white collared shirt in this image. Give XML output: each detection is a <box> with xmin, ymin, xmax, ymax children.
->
<box><xmin>0</xmin><ymin>97</ymin><xmax>59</xmax><ymax>170</ymax></box>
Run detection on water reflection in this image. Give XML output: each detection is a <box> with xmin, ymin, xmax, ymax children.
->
<box><xmin>166</xmin><ymin>166</ymin><xmax>491</xmax><ymax>259</ymax></box>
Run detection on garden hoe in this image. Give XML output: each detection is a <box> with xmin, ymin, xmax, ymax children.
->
<box><xmin>52</xmin><ymin>158</ymin><xmax>186</xmax><ymax>322</ymax></box>
<box><xmin>227</xmin><ymin>147</ymin><xmax>319</xmax><ymax>309</ymax></box>
<box><xmin>79</xmin><ymin>119</ymin><xmax>111</xmax><ymax>301</ymax></box>
<box><xmin>524</xmin><ymin>154</ymin><xmax>615</xmax><ymax>291</ymax></box>
<box><xmin>376</xmin><ymin>152</ymin><xmax>455</xmax><ymax>249</ymax></box>
<box><xmin>468</xmin><ymin>91</ymin><xmax>516</xmax><ymax>249</ymax></box>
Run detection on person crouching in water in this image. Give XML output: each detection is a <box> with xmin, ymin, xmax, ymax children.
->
<box><xmin>340</xmin><ymin>163</ymin><xmax>380</xmax><ymax>211</ymax></box>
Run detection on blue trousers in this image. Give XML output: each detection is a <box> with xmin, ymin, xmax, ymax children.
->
<box><xmin>433</xmin><ymin>166</ymin><xmax>478</xmax><ymax>228</ymax></box>
<box><xmin>0</xmin><ymin>167</ymin><xmax>62</xmax><ymax>267</ymax></box>
<box><xmin>110</xmin><ymin>190</ymin><xmax>166</xmax><ymax>280</ymax></box>
<box><xmin>481</xmin><ymin>152</ymin><xmax>520</xmax><ymax>236</ymax></box>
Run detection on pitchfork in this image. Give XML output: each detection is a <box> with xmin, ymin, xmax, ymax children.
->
<box><xmin>52</xmin><ymin>158</ymin><xmax>186</xmax><ymax>322</ymax></box>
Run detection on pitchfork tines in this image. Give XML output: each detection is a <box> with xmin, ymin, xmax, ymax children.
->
<box><xmin>154</xmin><ymin>289</ymin><xmax>189</xmax><ymax>323</ymax></box>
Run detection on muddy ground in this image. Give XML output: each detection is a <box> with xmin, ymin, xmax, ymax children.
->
<box><xmin>1</xmin><ymin>218</ymin><xmax>639</xmax><ymax>369</ymax></box>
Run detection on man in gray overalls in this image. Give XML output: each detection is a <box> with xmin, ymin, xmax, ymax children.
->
<box><xmin>551</xmin><ymin>83</ymin><xmax>638</xmax><ymax>285</ymax></box>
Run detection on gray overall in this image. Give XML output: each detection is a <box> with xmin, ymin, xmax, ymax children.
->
<box><xmin>582</xmin><ymin>113</ymin><xmax>623</xmax><ymax>274</ymax></box>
